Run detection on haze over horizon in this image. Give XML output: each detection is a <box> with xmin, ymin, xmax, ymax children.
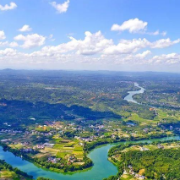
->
<box><xmin>0</xmin><ymin>0</ymin><xmax>180</xmax><ymax>72</ymax></box>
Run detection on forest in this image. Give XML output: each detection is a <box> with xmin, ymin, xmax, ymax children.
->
<box><xmin>107</xmin><ymin>140</ymin><xmax>180</xmax><ymax>180</ymax></box>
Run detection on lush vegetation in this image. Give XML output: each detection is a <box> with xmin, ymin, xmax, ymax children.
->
<box><xmin>107</xmin><ymin>140</ymin><xmax>180</xmax><ymax>180</ymax></box>
<box><xmin>0</xmin><ymin>70</ymin><xmax>179</xmax><ymax>178</ymax></box>
<box><xmin>123</xmin><ymin>149</ymin><xmax>180</xmax><ymax>179</ymax></box>
<box><xmin>0</xmin><ymin>159</ymin><xmax>33</xmax><ymax>179</ymax></box>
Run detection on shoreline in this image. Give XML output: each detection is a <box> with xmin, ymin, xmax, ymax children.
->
<box><xmin>0</xmin><ymin>134</ymin><xmax>177</xmax><ymax>175</ymax></box>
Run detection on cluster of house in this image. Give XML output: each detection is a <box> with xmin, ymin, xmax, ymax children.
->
<box><xmin>19</xmin><ymin>142</ymin><xmax>55</xmax><ymax>153</ymax></box>
<box><xmin>88</xmin><ymin>124</ymin><xmax>105</xmax><ymax>132</ymax></box>
<box><xmin>140</xmin><ymin>144</ymin><xmax>164</xmax><ymax>151</ymax></box>
<box><xmin>48</xmin><ymin>157</ymin><xmax>61</xmax><ymax>164</ymax></box>
<box><xmin>35</xmin><ymin>143</ymin><xmax>55</xmax><ymax>149</ymax></box>
<box><xmin>111</xmin><ymin>134</ymin><xmax>117</xmax><ymax>139</ymax></box>
<box><xmin>159</xmin><ymin>123</ymin><xmax>180</xmax><ymax>133</ymax></box>
<box><xmin>21</xmin><ymin>148</ymin><xmax>33</xmax><ymax>153</ymax></box>
<box><xmin>21</xmin><ymin>142</ymin><xmax>29</xmax><ymax>146</ymax></box>
<box><xmin>143</xmin><ymin>128</ymin><xmax>149</xmax><ymax>133</ymax></box>
<box><xmin>140</xmin><ymin>146</ymin><xmax>149</xmax><ymax>151</ymax></box>
<box><xmin>0</xmin><ymin>139</ymin><xmax>11</xmax><ymax>142</ymax></box>
<box><xmin>36</xmin><ymin>144</ymin><xmax>45</xmax><ymax>149</ymax></box>
<box><xmin>157</xmin><ymin>144</ymin><xmax>164</xmax><ymax>149</ymax></box>
<box><xmin>31</xmin><ymin>130</ymin><xmax>54</xmax><ymax>137</ymax></box>
<box><xmin>0</xmin><ymin>129</ymin><xmax>22</xmax><ymax>134</ymax></box>
<box><xmin>68</xmin><ymin>155</ymin><xmax>76</xmax><ymax>163</ymax></box>
<box><xmin>75</xmin><ymin>135</ymin><xmax>97</xmax><ymax>142</ymax></box>
<box><xmin>49</xmin><ymin>123</ymin><xmax>64</xmax><ymax>130</ymax></box>
<box><xmin>0</xmin><ymin>128</ymin><xmax>55</xmax><ymax>138</ymax></box>
<box><xmin>47</xmin><ymin>155</ymin><xmax>76</xmax><ymax>164</ymax></box>
<box><xmin>127</xmin><ymin>165</ymin><xmax>145</xmax><ymax>180</ymax></box>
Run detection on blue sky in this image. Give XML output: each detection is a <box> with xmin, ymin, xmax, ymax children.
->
<box><xmin>0</xmin><ymin>0</ymin><xmax>180</xmax><ymax>71</ymax></box>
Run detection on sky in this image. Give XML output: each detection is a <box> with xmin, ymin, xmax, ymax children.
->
<box><xmin>0</xmin><ymin>0</ymin><xmax>180</xmax><ymax>72</ymax></box>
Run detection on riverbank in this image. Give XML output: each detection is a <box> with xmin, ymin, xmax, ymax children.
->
<box><xmin>0</xmin><ymin>135</ymin><xmax>179</xmax><ymax>180</ymax></box>
<box><xmin>0</xmin><ymin>142</ymin><xmax>93</xmax><ymax>174</ymax></box>
<box><xmin>0</xmin><ymin>143</ymin><xmax>118</xmax><ymax>180</ymax></box>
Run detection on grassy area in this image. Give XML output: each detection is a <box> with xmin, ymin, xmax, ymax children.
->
<box><xmin>120</xmin><ymin>174</ymin><xmax>136</xmax><ymax>180</ymax></box>
<box><xmin>0</xmin><ymin>170</ymin><xmax>17</xmax><ymax>179</ymax></box>
<box><xmin>125</xmin><ymin>113</ymin><xmax>158</xmax><ymax>125</ymax></box>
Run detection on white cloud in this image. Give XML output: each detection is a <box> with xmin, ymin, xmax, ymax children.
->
<box><xmin>152</xmin><ymin>30</ymin><xmax>160</xmax><ymax>36</ymax></box>
<box><xmin>104</xmin><ymin>38</ymin><xmax>150</xmax><ymax>55</ymax></box>
<box><xmin>28</xmin><ymin>32</ymin><xmax>180</xmax><ymax>62</ymax></box>
<box><xmin>14</xmin><ymin>34</ymin><xmax>46</xmax><ymax>49</ymax></box>
<box><xmin>9</xmin><ymin>42</ymin><xmax>18</xmax><ymax>47</ymax></box>
<box><xmin>11</xmin><ymin>31</ymin><xmax>180</xmax><ymax>57</ymax></box>
<box><xmin>1</xmin><ymin>48</ymin><xmax>180</xmax><ymax>71</ymax></box>
<box><xmin>111</xmin><ymin>18</ymin><xmax>147</xmax><ymax>33</ymax></box>
<box><xmin>0</xmin><ymin>2</ymin><xmax>17</xmax><ymax>11</ymax></box>
<box><xmin>0</xmin><ymin>31</ymin><xmax>6</xmax><ymax>40</ymax></box>
<box><xmin>19</xmin><ymin>25</ymin><xmax>32</xmax><ymax>32</ymax></box>
<box><xmin>0</xmin><ymin>48</ymin><xmax>17</xmax><ymax>56</ymax></box>
<box><xmin>104</xmin><ymin>38</ymin><xmax>180</xmax><ymax>55</ymax></box>
<box><xmin>162</xmin><ymin>31</ymin><xmax>167</xmax><ymax>36</ymax></box>
<box><xmin>135</xmin><ymin>50</ymin><xmax>151</xmax><ymax>59</ymax></box>
<box><xmin>0</xmin><ymin>31</ymin><xmax>18</xmax><ymax>48</ymax></box>
<box><xmin>145</xmin><ymin>30</ymin><xmax>161</xmax><ymax>36</ymax></box>
<box><xmin>151</xmin><ymin>38</ymin><xmax>180</xmax><ymax>48</ymax></box>
<box><xmin>49</xmin><ymin>34</ymin><xmax>55</xmax><ymax>41</ymax></box>
<box><xmin>142</xmin><ymin>30</ymin><xmax>167</xmax><ymax>36</ymax></box>
<box><xmin>100</xmin><ymin>52</ymin><xmax>180</xmax><ymax>66</ymax></box>
<box><xmin>111</xmin><ymin>18</ymin><xmax>166</xmax><ymax>36</ymax></box>
<box><xmin>0</xmin><ymin>41</ymin><xmax>8</xmax><ymax>47</ymax></box>
<box><xmin>0</xmin><ymin>41</ymin><xmax>18</xmax><ymax>48</ymax></box>
<box><xmin>33</xmin><ymin>31</ymin><xmax>113</xmax><ymax>56</ymax></box>
<box><xmin>76</xmin><ymin>31</ymin><xmax>113</xmax><ymax>55</ymax></box>
<box><xmin>148</xmin><ymin>53</ymin><xmax>180</xmax><ymax>64</ymax></box>
<box><xmin>0</xmin><ymin>31</ymin><xmax>179</xmax><ymax>70</ymax></box>
<box><xmin>50</xmin><ymin>0</ymin><xmax>70</xmax><ymax>13</ymax></box>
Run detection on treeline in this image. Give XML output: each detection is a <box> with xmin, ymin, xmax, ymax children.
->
<box><xmin>33</xmin><ymin>156</ymin><xmax>93</xmax><ymax>172</ymax></box>
<box><xmin>108</xmin><ymin>139</ymin><xmax>180</xmax><ymax>157</ymax></box>
<box><xmin>85</xmin><ymin>133</ymin><xmax>170</xmax><ymax>152</ymax></box>
<box><xmin>122</xmin><ymin>149</ymin><xmax>180</xmax><ymax>179</ymax></box>
<box><xmin>0</xmin><ymin>159</ymin><xmax>33</xmax><ymax>179</ymax></box>
<box><xmin>84</xmin><ymin>138</ymin><xmax>126</xmax><ymax>152</ymax></box>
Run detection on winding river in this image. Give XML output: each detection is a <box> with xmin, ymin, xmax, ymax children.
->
<box><xmin>0</xmin><ymin>82</ymin><xmax>175</xmax><ymax>180</ymax></box>
<box><xmin>124</xmin><ymin>82</ymin><xmax>145</xmax><ymax>104</ymax></box>
<box><xmin>0</xmin><ymin>137</ymin><xmax>180</xmax><ymax>180</ymax></box>
<box><xmin>0</xmin><ymin>144</ymin><xmax>118</xmax><ymax>180</ymax></box>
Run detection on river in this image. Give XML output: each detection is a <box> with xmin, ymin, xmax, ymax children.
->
<box><xmin>124</xmin><ymin>82</ymin><xmax>145</xmax><ymax>104</ymax></box>
<box><xmin>0</xmin><ymin>82</ymin><xmax>173</xmax><ymax>180</ymax></box>
<box><xmin>0</xmin><ymin>144</ymin><xmax>118</xmax><ymax>180</ymax></box>
<box><xmin>0</xmin><ymin>136</ymin><xmax>180</xmax><ymax>180</ymax></box>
